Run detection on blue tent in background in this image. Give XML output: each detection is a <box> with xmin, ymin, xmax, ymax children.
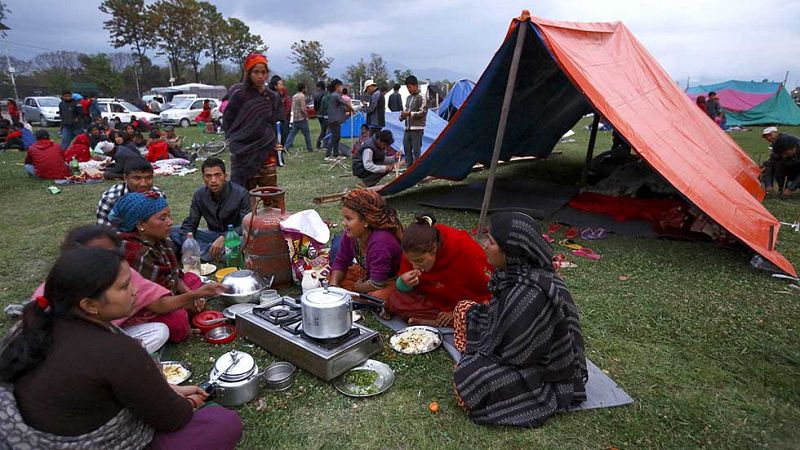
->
<box><xmin>686</xmin><ymin>80</ymin><xmax>800</xmax><ymax>126</ymax></box>
<box><xmin>438</xmin><ymin>79</ymin><xmax>475</xmax><ymax>120</ymax></box>
<box><xmin>341</xmin><ymin>112</ymin><xmax>367</xmax><ymax>138</ymax></box>
<box><xmin>339</xmin><ymin>111</ymin><xmax>448</xmax><ymax>157</ymax></box>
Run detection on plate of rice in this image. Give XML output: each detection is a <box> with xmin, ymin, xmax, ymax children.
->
<box><xmin>160</xmin><ymin>361</ymin><xmax>192</xmax><ymax>385</ymax></box>
<box><xmin>389</xmin><ymin>326</ymin><xmax>442</xmax><ymax>355</ymax></box>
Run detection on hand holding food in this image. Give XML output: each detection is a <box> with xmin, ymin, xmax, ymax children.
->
<box><xmin>400</xmin><ymin>270</ymin><xmax>421</xmax><ymax>287</ymax></box>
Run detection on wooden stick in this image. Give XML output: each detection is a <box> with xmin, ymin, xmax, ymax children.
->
<box><xmin>476</xmin><ymin>20</ymin><xmax>527</xmax><ymax>239</ymax></box>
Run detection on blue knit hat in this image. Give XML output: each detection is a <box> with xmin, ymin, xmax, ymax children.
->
<box><xmin>109</xmin><ymin>191</ymin><xmax>168</xmax><ymax>232</ymax></box>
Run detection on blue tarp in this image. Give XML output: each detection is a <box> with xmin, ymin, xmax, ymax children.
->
<box><xmin>340</xmin><ymin>111</ymin><xmax>449</xmax><ymax>156</ymax></box>
<box><xmin>686</xmin><ymin>80</ymin><xmax>782</xmax><ymax>95</ymax></box>
<box><xmin>438</xmin><ymin>79</ymin><xmax>475</xmax><ymax>120</ymax></box>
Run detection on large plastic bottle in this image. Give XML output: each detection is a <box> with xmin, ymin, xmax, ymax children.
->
<box><xmin>70</xmin><ymin>157</ymin><xmax>80</xmax><ymax>176</ymax></box>
<box><xmin>224</xmin><ymin>224</ymin><xmax>241</xmax><ymax>268</ymax></box>
<box><xmin>181</xmin><ymin>232</ymin><xmax>202</xmax><ymax>275</ymax></box>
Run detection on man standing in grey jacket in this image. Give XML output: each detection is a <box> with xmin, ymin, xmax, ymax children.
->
<box><xmin>363</xmin><ymin>79</ymin><xmax>385</xmax><ymax>135</ymax></box>
<box><xmin>400</xmin><ymin>75</ymin><xmax>427</xmax><ymax>167</ymax></box>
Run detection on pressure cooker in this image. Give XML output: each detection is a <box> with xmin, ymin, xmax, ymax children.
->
<box><xmin>300</xmin><ymin>285</ymin><xmax>384</xmax><ymax>340</ymax></box>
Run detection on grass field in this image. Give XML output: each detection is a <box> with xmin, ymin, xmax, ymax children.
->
<box><xmin>0</xmin><ymin>120</ymin><xmax>798</xmax><ymax>449</ymax></box>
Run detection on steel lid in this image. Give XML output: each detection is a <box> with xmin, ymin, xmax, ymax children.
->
<box><xmin>214</xmin><ymin>350</ymin><xmax>256</xmax><ymax>382</ymax></box>
<box><xmin>302</xmin><ymin>286</ymin><xmax>350</xmax><ymax>308</ymax></box>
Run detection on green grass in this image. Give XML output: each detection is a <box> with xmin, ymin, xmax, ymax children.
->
<box><xmin>1</xmin><ymin>120</ymin><xmax>799</xmax><ymax>449</ymax></box>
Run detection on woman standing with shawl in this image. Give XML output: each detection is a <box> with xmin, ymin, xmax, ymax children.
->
<box><xmin>453</xmin><ymin>212</ymin><xmax>588</xmax><ymax>427</ymax></box>
<box><xmin>222</xmin><ymin>53</ymin><xmax>283</xmax><ymax>189</ymax></box>
<box><xmin>330</xmin><ymin>189</ymin><xmax>403</xmax><ymax>301</ymax></box>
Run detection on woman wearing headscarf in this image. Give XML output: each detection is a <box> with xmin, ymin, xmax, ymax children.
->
<box><xmin>110</xmin><ymin>191</ymin><xmax>203</xmax><ymax>342</ymax></box>
<box><xmin>0</xmin><ymin>248</ymin><xmax>242</xmax><ymax>449</ymax></box>
<box><xmin>453</xmin><ymin>211</ymin><xmax>588</xmax><ymax>427</ymax></box>
<box><xmin>329</xmin><ymin>189</ymin><xmax>403</xmax><ymax>301</ymax></box>
<box><xmin>385</xmin><ymin>213</ymin><xmax>492</xmax><ymax>327</ymax></box>
<box><xmin>222</xmin><ymin>53</ymin><xmax>283</xmax><ymax>189</ymax></box>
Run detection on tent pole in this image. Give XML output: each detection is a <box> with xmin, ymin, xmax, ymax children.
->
<box><xmin>476</xmin><ymin>21</ymin><xmax>527</xmax><ymax>238</ymax></box>
<box><xmin>581</xmin><ymin>113</ymin><xmax>601</xmax><ymax>185</ymax></box>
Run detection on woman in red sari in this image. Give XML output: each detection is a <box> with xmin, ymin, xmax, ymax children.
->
<box><xmin>385</xmin><ymin>213</ymin><xmax>492</xmax><ymax>327</ymax></box>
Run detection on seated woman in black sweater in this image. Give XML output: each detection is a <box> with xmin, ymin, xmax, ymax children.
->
<box><xmin>0</xmin><ymin>248</ymin><xmax>241</xmax><ymax>449</ymax></box>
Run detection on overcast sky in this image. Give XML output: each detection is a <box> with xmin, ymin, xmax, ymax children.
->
<box><xmin>4</xmin><ymin>0</ymin><xmax>800</xmax><ymax>88</ymax></box>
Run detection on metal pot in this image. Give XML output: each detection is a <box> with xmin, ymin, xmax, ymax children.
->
<box><xmin>203</xmin><ymin>350</ymin><xmax>262</xmax><ymax>407</ymax></box>
<box><xmin>300</xmin><ymin>286</ymin><xmax>385</xmax><ymax>340</ymax></box>
<box><xmin>301</xmin><ymin>286</ymin><xmax>352</xmax><ymax>340</ymax></box>
<box><xmin>220</xmin><ymin>270</ymin><xmax>266</xmax><ymax>305</ymax></box>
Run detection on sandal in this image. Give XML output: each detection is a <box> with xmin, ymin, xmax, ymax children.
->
<box><xmin>547</xmin><ymin>223</ymin><xmax>565</xmax><ymax>234</ymax></box>
<box><xmin>565</xmin><ymin>227</ymin><xmax>580</xmax><ymax>240</ymax></box>
<box><xmin>558</xmin><ymin>239</ymin><xmax>584</xmax><ymax>250</ymax></box>
<box><xmin>542</xmin><ymin>233</ymin><xmax>555</xmax><ymax>244</ymax></box>
<box><xmin>571</xmin><ymin>247</ymin><xmax>602</xmax><ymax>261</ymax></box>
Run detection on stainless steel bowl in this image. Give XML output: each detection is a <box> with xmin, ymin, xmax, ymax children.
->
<box><xmin>263</xmin><ymin>362</ymin><xmax>296</xmax><ymax>391</ymax></box>
<box><xmin>220</xmin><ymin>270</ymin><xmax>265</xmax><ymax>304</ymax></box>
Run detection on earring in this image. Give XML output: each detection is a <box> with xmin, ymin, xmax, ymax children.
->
<box><xmin>364</xmin><ymin>224</ymin><xmax>368</xmax><ymax>228</ymax></box>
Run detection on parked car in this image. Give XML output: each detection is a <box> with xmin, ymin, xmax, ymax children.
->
<box><xmin>95</xmin><ymin>99</ymin><xmax>160</xmax><ymax>125</ymax></box>
<box><xmin>159</xmin><ymin>98</ymin><xmax>221</xmax><ymax>128</ymax></box>
<box><xmin>22</xmin><ymin>96</ymin><xmax>61</xmax><ymax>127</ymax></box>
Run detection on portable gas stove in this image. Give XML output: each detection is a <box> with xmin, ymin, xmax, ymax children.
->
<box><xmin>236</xmin><ymin>296</ymin><xmax>383</xmax><ymax>381</ymax></box>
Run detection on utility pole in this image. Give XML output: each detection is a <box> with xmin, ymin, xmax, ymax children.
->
<box><xmin>3</xmin><ymin>36</ymin><xmax>19</xmax><ymax>105</ymax></box>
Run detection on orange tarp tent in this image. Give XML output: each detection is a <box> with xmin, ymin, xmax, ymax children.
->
<box><xmin>380</xmin><ymin>14</ymin><xmax>795</xmax><ymax>276</ymax></box>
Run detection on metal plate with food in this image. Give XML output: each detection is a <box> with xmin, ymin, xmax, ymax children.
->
<box><xmin>389</xmin><ymin>326</ymin><xmax>442</xmax><ymax>355</ymax></box>
<box><xmin>161</xmin><ymin>361</ymin><xmax>192</xmax><ymax>385</ymax></box>
<box><xmin>333</xmin><ymin>359</ymin><xmax>395</xmax><ymax>398</ymax></box>
<box><xmin>223</xmin><ymin>303</ymin><xmax>255</xmax><ymax>320</ymax></box>
<box><xmin>200</xmin><ymin>263</ymin><xmax>217</xmax><ymax>276</ymax></box>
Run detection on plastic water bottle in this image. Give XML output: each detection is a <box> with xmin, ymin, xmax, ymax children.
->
<box><xmin>224</xmin><ymin>225</ymin><xmax>241</xmax><ymax>268</ymax></box>
<box><xmin>301</xmin><ymin>264</ymin><xmax>319</xmax><ymax>293</ymax></box>
<box><xmin>181</xmin><ymin>232</ymin><xmax>201</xmax><ymax>275</ymax></box>
<box><xmin>70</xmin><ymin>157</ymin><xmax>80</xmax><ymax>176</ymax></box>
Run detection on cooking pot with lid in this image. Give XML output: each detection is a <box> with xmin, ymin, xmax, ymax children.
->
<box><xmin>300</xmin><ymin>284</ymin><xmax>385</xmax><ymax>340</ymax></box>
<box><xmin>202</xmin><ymin>350</ymin><xmax>262</xmax><ymax>407</ymax></box>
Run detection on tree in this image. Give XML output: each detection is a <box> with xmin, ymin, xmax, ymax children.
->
<box><xmin>393</xmin><ymin>69</ymin><xmax>413</xmax><ymax>85</ymax></box>
<box><xmin>200</xmin><ymin>2</ymin><xmax>228</xmax><ymax>83</ymax></box>
<box><xmin>80</xmin><ymin>54</ymin><xmax>123</xmax><ymax>96</ymax></box>
<box><xmin>289</xmin><ymin>40</ymin><xmax>332</xmax><ymax>82</ymax></box>
<box><xmin>108</xmin><ymin>52</ymin><xmax>135</xmax><ymax>73</ymax></box>
<box><xmin>30</xmin><ymin>51</ymin><xmax>84</xmax><ymax>73</ymax></box>
<box><xmin>99</xmin><ymin>0</ymin><xmax>157</xmax><ymax>72</ymax></box>
<box><xmin>0</xmin><ymin>1</ymin><xmax>9</xmax><ymax>37</ymax></box>
<box><xmin>367</xmin><ymin>53</ymin><xmax>389</xmax><ymax>89</ymax></box>
<box><xmin>225</xmin><ymin>18</ymin><xmax>267</xmax><ymax>73</ymax></box>
<box><xmin>151</xmin><ymin>0</ymin><xmax>189</xmax><ymax>83</ymax></box>
<box><xmin>344</xmin><ymin>59</ymin><xmax>368</xmax><ymax>87</ymax></box>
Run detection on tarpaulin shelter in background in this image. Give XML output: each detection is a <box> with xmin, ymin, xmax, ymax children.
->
<box><xmin>341</xmin><ymin>111</ymin><xmax>449</xmax><ymax>157</ymax></box>
<box><xmin>438</xmin><ymin>79</ymin><xmax>476</xmax><ymax>120</ymax></box>
<box><xmin>687</xmin><ymin>80</ymin><xmax>800</xmax><ymax>126</ymax></box>
<box><xmin>379</xmin><ymin>13</ymin><xmax>796</xmax><ymax>276</ymax></box>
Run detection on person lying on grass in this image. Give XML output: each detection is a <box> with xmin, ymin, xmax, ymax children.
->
<box><xmin>453</xmin><ymin>211</ymin><xmax>588</xmax><ymax>427</ymax></box>
<box><xmin>329</xmin><ymin>189</ymin><xmax>403</xmax><ymax>302</ymax></box>
<box><xmin>32</xmin><ymin>225</ymin><xmax>224</xmax><ymax>349</ymax></box>
<box><xmin>1</xmin><ymin>247</ymin><xmax>242</xmax><ymax>449</ymax></box>
<box><xmin>384</xmin><ymin>213</ymin><xmax>492</xmax><ymax>327</ymax></box>
<box><xmin>110</xmin><ymin>191</ymin><xmax>209</xmax><ymax>342</ymax></box>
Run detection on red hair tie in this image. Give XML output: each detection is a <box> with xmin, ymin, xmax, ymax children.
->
<box><xmin>35</xmin><ymin>295</ymin><xmax>50</xmax><ymax>311</ymax></box>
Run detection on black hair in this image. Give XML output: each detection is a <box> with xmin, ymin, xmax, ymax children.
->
<box><xmin>124</xmin><ymin>158</ymin><xmax>154</xmax><ymax>175</ymax></box>
<box><xmin>376</xmin><ymin>129</ymin><xmax>394</xmax><ymax>145</ymax></box>
<box><xmin>401</xmin><ymin>213</ymin><xmax>441</xmax><ymax>254</ymax></box>
<box><xmin>297</xmin><ymin>82</ymin><xmax>306</xmax><ymax>93</ymax></box>
<box><xmin>201</xmin><ymin>157</ymin><xmax>226</xmax><ymax>174</ymax></box>
<box><xmin>61</xmin><ymin>90</ymin><xmax>71</xmax><ymax>96</ymax></box>
<box><xmin>405</xmin><ymin>75</ymin><xmax>418</xmax><ymax>86</ymax></box>
<box><xmin>330</xmin><ymin>79</ymin><xmax>342</xmax><ymax>91</ymax></box>
<box><xmin>148</xmin><ymin>130</ymin><xmax>161</xmax><ymax>139</ymax></box>
<box><xmin>317</xmin><ymin>81</ymin><xmax>326</xmax><ymax>89</ymax></box>
<box><xmin>393</xmin><ymin>83</ymin><xmax>401</xmax><ymax>91</ymax></box>
<box><xmin>708</xmin><ymin>91</ymin><xmax>717</xmax><ymax>96</ymax></box>
<box><xmin>269</xmin><ymin>75</ymin><xmax>282</xmax><ymax>90</ymax></box>
<box><xmin>109</xmin><ymin>130</ymin><xmax>128</xmax><ymax>143</ymax></box>
<box><xmin>35</xmin><ymin>129</ymin><xmax>49</xmax><ymax>140</ymax></box>
<box><xmin>342</xmin><ymin>88</ymin><xmax>349</xmax><ymax>96</ymax></box>
<box><xmin>0</xmin><ymin>248</ymin><xmax>124</xmax><ymax>382</ymax></box>
<box><xmin>360</xmin><ymin>124</ymin><xmax>369</xmax><ymax>131</ymax></box>
<box><xmin>61</xmin><ymin>224</ymin><xmax>122</xmax><ymax>253</ymax></box>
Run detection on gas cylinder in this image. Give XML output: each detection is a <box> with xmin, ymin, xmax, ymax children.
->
<box><xmin>241</xmin><ymin>186</ymin><xmax>293</xmax><ymax>287</ymax></box>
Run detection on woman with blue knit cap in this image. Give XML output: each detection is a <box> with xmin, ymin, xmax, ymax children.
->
<box><xmin>111</xmin><ymin>191</ymin><xmax>203</xmax><ymax>342</ymax></box>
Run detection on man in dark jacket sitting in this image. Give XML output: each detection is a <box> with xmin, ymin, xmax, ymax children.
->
<box><xmin>352</xmin><ymin>129</ymin><xmax>399</xmax><ymax>187</ymax></box>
